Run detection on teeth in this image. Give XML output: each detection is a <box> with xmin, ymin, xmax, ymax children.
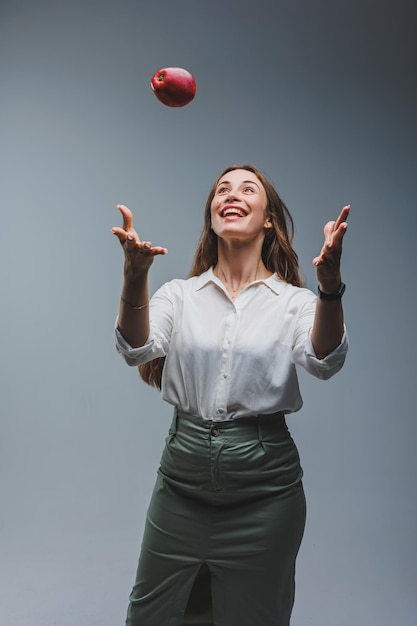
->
<box><xmin>222</xmin><ymin>208</ymin><xmax>245</xmax><ymax>217</ymax></box>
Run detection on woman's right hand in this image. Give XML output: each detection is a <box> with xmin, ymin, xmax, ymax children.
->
<box><xmin>111</xmin><ymin>204</ymin><xmax>168</xmax><ymax>275</ymax></box>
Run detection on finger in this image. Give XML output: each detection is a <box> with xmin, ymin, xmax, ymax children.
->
<box><xmin>329</xmin><ymin>218</ymin><xmax>349</xmax><ymax>249</ymax></box>
<box><xmin>334</xmin><ymin>205</ymin><xmax>350</xmax><ymax>230</ymax></box>
<box><xmin>323</xmin><ymin>221</ymin><xmax>336</xmax><ymax>244</ymax></box>
<box><xmin>325</xmin><ymin>216</ymin><xmax>349</xmax><ymax>249</ymax></box>
<box><xmin>130</xmin><ymin>239</ymin><xmax>150</xmax><ymax>252</ymax></box>
<box><xmin>111</xmin><ymin>226</ymin><xmax>128</xmax><ymax>244</ymax></box>
<box><xmin>117</xmin><ymin>204</ymin><xmax>134</xmax><ymax>232</ymax></box>
<box><xmin>331</xmin><ymin>206</ymin><xmax>350</xmax><ymax>239</ymax></box>
<box><xmin>313</xmin><ymin>245</ymin><xmax>338</xmax><ymax>267</ymax></box>
<box><xmin>323</xmin><ymin>206</ymin><xmax>350</xmax><ymax>245</ymax></box>
<box><xmin>124</xmin><ymin>237</ymin><xmax>168</xmax><ymax>255</ymax></box>
<box><xmin>125</xmin><ymin>233</ymin><xmax>144</xmax><ymax>250</ymax></box>
<box><xmin>136</xmin><ymin>242</ymin><xmax>168</xmax><ymax>256</ymax></box>
<box><xmin>111</xmin><ymin>226</ymin><xmax>141</xmax><ymax>247</ymax></box>
<box><xmin>313</xmin><ymin>237</ymin><xmax>337</xmax><ymax>265</ymax></box>
<box><xmin>148</xmin><ymin>245</ymin><xmax>168</xmax><ymax>256</ymax></box>
<box><xmin>313</xmin><ymin>251</ymin><xmax>327</xmax><ymax>266</ymax></box>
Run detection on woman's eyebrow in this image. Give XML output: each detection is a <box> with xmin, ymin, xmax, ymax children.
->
<box><xmin>216</xmin><ymin>180</ymin><xmax>260</xmax><ymax>189</ymax></box>
<box><xmin>242</xmin><ymin>180</ymin><xmax>260</xmax><ymax>188</ymax></box>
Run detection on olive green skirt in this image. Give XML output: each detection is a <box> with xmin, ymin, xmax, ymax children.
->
<box><xmin>126</xmin><ymin>409</ymin><xmax>306</xmax><ymax>626</ymax></box>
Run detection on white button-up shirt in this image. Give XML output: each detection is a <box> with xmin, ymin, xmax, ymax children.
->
<box><xmin>115</xmin><ymin>268</ymin><xmax>348</xmax><ymax>421</ymax></box>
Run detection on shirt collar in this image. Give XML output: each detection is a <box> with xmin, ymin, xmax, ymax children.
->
<box><xmin>193</xmin><ymin>267</ymin><xmax>287</xmax><ymax>295</ymax></box>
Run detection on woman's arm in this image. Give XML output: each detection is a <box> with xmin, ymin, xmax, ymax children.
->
<box><xmin>310</xmin><ymin>205</ymin><xmax>349</xmax><ymax>359</ymax></box>
<box><xmin>112</xmin><ymin>204</ymin><xmax>167</xmax><ymax>348</ymax></box>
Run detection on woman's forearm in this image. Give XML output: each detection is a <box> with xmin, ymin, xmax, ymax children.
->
<box><xmin>117</xmin><ymin>267</ymin><xmax>150</xmax><ymax>348</ymax></box>
<box><xmin>310</xmin><ymin>295</ymin><xmax>344</xmax><ymax>360</ymax></box>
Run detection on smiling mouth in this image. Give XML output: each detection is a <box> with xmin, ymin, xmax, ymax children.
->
<box><xmin>220</xmin><ymin>207</ymin><xmax>248</xmax><ymax>218</ymax></box>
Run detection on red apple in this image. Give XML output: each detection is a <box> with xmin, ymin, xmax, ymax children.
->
<box><xmin>150</xmin><ymin>67</ymin><xmax>196</xmax><ymax>107</ymax></box>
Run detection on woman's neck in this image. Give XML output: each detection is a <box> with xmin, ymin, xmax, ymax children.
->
<box><xmin>214</xmin><ymin>241</ymin><xmax>272</xmax><ymax>299</ymax></box>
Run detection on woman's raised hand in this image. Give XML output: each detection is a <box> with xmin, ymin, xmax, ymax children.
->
<box><xmin>312</xmin><ymin>205</ymin><xmax>349</xmax><ymax>292</ymax></box>
<box><xmin>112</xmin><ymin>204</ymin><xmax>168</xmax><ymax>273</ymax></box>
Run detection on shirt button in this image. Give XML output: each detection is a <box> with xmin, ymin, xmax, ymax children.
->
<box><xmin>211</xmin><ymin>427</ymin><xmax>219</xmax><ymax>436</ymax></box>
<box><xmin>218</xmin><ymin>408</ymin><xmax>224</xmax><ymax>414</ymax></box>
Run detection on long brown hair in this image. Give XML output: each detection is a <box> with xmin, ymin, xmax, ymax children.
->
<box><xmin>139</xmin><ymin>164</ymin><xmax>303</xmax><ymax>389</ymax></box>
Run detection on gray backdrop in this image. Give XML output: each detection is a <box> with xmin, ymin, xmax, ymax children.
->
<box><xmin>1</xmin><ymin>1</ymin><xmax>416</xmax><ymax>624</ymax></box>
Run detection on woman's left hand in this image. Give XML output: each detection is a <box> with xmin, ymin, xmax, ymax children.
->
<box><xmin>312</xmin><ymin>205</ymin><xmax>350</xmax><ymax>292</ymax></box>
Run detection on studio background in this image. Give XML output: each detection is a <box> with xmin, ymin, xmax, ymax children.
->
<box><xmin>1</xmin><ymin>1</ymin><xmax>416</xmax><ymax>625</ymax></box>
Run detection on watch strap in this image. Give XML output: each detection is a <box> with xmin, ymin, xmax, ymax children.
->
<box><xmin>317</xmin><ymin>282</ymin><xmax>346</xmax><ymax>300</ymax></box>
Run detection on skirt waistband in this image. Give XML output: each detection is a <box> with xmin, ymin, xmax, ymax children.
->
<box><xmin>173</xmin><ymin>408</ymin><xmax>288</xmax><ymax>439</ymax></box>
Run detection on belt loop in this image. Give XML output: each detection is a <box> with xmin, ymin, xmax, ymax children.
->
<box><xmin>256</xmin><ymin>416</ymin><xmax>262</xmax><ymax>444</ymax></box>
<box><xmin>171</xmin><ymin>408</ymin><xmax>179</xmax><ymax>434</ymax></box>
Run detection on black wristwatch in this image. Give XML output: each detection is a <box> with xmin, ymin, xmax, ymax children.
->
<box><xmin>317</xmin><ymin>282</ymin><xmax>346</xmax><ymax>300</ymax></box>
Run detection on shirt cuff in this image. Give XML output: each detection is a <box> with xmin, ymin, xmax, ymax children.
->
<box><xmin>304</xmin><ymin>326</ymin><xmax>349</xmax><ymax>379</ymax></box>
<box><xmin>115</xmin><ymin>318</ymin><xmax>155</xmax><ymax>366</ymax></box>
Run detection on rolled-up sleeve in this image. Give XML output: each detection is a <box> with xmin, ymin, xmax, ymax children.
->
<box><xmin>291</xmin><ymin>292</ymin><xmax>349</xmax><ymax>380</ymax></box>
<box><xmin>302</xmin><ymin>327</ymin><xmax>349</xmax><ymax>379</ymax></box>
<box><xmin>114</xmin><ymin>281</ymin><xmax>174</xmax><ymax>367</ymax></box>
<box><xmin>115</xmin><ymin>323</ymin><xmax>159</xmax><ymax>366</ymax></box>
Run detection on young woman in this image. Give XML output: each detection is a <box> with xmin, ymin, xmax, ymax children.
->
<box><xmin>112</xmin><ymin>164</ymin><xmax>349</xmax><ymax>626</ymax></box>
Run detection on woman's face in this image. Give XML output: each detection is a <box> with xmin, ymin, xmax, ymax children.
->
<box><xmin>210</xmin><ymin>169</ymin><xmax>271</xmax><ymax>242</ymax></box>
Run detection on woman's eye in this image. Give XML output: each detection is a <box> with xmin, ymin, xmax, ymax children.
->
<box><xmin>243</xmin><ymin>187</ymin><xmax>255</xmax><ymax>193</ymax></box>
<box><xmin>217</xmin><ymin>187</ymin><xmax>229</xmax><ymax>194</ymax></box>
